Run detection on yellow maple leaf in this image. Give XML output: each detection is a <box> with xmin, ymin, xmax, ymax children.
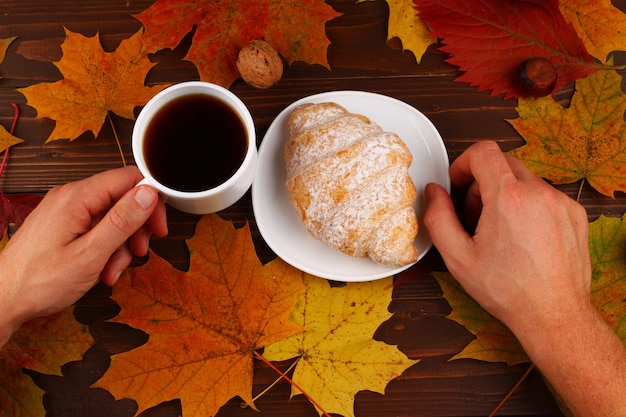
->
<box><xmin>262</xmin><ymin>275</ymin><xmax>418</xmax><ymax>417</ymax></box>
<box><xmin>0</xmin><ymin>308</ymin><xmax>92</xmax><ymax>417</ymax></box>
<box><xmin>560</xmin><ymin>0</ymin><xmax>626</xmax><ymax>61</ymax></box>
<box><xmin>434</xmin><ymin>272</ymin><xmax>528</xmax><ymax>365</ymax></box>
<box><xmin>386</xmin><ymin>0</ymin><xmax>436</xmax><ymax>63</ymax></box>
<box><xmin>509</xmin><ymin>68</ymin><xmax>626</xmax><ymax>197</ymax></box>
<box><xmin>588</xmin><ymin>215</ymin><xmax>626</xmax><ymax>339</ymax></box>
<box><xmin>18</xmin><ymin>28</ymin><xmax>168</xmax><ymax>142</ymax></box>
<box><xmin>96</xmin><ymin>214</ymin><xmax>305</xmax><ymax>417</ymax></box>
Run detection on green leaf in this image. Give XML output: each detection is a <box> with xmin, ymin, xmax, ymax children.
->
<box><xmin>434</xmin><ymin>272</ymin><xmax>528</xmax><ymax>365</ymax></box>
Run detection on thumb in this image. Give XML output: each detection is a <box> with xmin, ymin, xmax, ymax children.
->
<box><xmin>82</xmin><ymin>185</ymin><xmax>160</xmax><ymax>257</ymax></box>
<box><xmin>422</xmin><ymin>183</ymin><xmax>474</xmax><ymax>269</ymax></box>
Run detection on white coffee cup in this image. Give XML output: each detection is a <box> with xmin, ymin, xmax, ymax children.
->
<box><xmin>132</xmin><ymin>81</ymin><xmax>257</xmax><ymax>214</ymax></box>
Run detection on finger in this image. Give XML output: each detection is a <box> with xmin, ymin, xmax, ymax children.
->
<box><xmin>450</xmin><ymin>141</ymin><xmax>516</xmax><ymax>190</ymax></box>
<box><xmin>145</xmin><ymin>197</ymin><xmax>169</xmax><ymax>238</ymax></box>
<box><xmin>128</xmin><ymin>224</ymin><xmax>152</xmax><ymax>257</ymax></box>
<box><xmin>423</xmin><ymin>183</ymin><xmax>475</xmax><ymax>269</ymax></box>
<box><xmin>126</xmin><ymin>197</ymin><xmax>168</xmax><ymax>256</ymax></box>
<box><xmin>78</xmin><ymin>185</ymin><xmax>160</xmax><ymax>261</ymax></box>
<box><xmin>72</xmin><ymin>166</ymin><xmax>146</xmax><ymax>217</ymax></box>
<box><xmin>504</xmin><ymin>153</ymin><xmax>540</xmax><ymax>181</ymax></box>
<box><xmin>100</xmin><ymin>244</ymin><xmax>133</xmax><ymax>286</ymax></box>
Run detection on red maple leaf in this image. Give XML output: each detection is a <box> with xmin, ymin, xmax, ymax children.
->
<box><xmin>415</xmin><ymin>0</ymin><xmax>599</xmax><ymax>99</ymax></box>
<box><xmin>0</xmin><ymin>193</ymin><xmax>43</xmax><ymax>234</ymax></box>
<box><xmin>135</xmin><ymin>0</ymin><xmax>340</xmax><ymax>87</ymax></box>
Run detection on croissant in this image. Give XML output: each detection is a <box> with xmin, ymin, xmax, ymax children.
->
<box><xmin>284</xmin><ymin>102</ymin><xmax>418</xmax><ymax>267</ymax></box>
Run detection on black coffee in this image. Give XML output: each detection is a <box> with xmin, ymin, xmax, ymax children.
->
<box><xmin>143</xmin><ymin>94</ymin><xmax>248</xmax><ymax>192</ymax></box>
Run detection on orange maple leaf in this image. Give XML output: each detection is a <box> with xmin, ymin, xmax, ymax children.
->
<box><xmin>0</xmin><ymin>123</ymin><xmax>23</xmax><ymax>155</ymax></box>
<box><xmin>18</xmin><ymin>28</ymin><xmax>169</xmax><ymax>142</ymax></box>
<box><xmin>560</xmin><ymin>0</ymin><xmax>626</xmax><ymax>62</ymax></box>
<box><xmin>0</xmin><ymin>36</ymin><xmax>16</xmax><ymax>79</ymax></box>
<box><xmin>96</xmin><ymin>214</ymin><xmax>305</xmax><ymax>417</ymax></box>
<box><xmin>509</xmin><ymin>68</ymin><xmax>626</xmax><ymax>197</ymax></box>
<box><xmin>0</xmin><ymin>309</ymin><xmax>92</xmax><ymax>417</ymax></box>
<box><xmin>135</xmin><ymin>0</ymin><xmax>341</xmax><ymax>87</ymax></box>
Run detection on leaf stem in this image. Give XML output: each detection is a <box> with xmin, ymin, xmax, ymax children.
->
<box><xmin>241</xmin><ymin>357</ymin><xmax>300</xmax><ymax>408</ymax></box>
<box><xmin>577</xmin><ymin>178</ymin><xmax>585</xmax><ymax>203</ymax></box>
<box><xmin>253</xmin><ymin>351</ymin><xmax>331</xmax><ymax>417</ymax></box>
<box><xmin>0</xmin><ymin>103</ymin><xmax>20</xmax><ymax>179</ymax></box>
<box><xmin>489</xmin><ymin>364</ymin><xmax>535</xmax><ymax>417</ymax></box>
<box><xmin>107</xmin><ymin>113</ymin><xmax>126</xmax><ymax>167</ymax></box>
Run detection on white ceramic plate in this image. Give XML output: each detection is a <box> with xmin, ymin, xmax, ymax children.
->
<box><xmin>252</xmin><ymin>91</ymin><xmax>450</xmax><ymax>281</ymax></box>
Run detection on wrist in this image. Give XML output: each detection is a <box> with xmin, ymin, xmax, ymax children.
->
<box><xmin>0</xmin><ymin>252</ymin><xmax>32</xmax><ymax>346</ymax></box>
<box><xmin>509</xmin><ymin>298</ymin><xmax>596</xmax><ymax>355</ymax></box>
<box><xmin>512</xmin><ymin>300</ymin><xmax>626</xmax><ymax>416</ymax></box>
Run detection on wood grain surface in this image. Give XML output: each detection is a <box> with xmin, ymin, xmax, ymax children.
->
<box><xmin>2</xmin><ymin>0</ymin><xmax>624</xmax><ymax>416</ymax></box>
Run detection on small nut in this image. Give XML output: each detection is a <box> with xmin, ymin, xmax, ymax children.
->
<box><xmin>236</xmin><ymin>40</ymin><xmax>283</xmax><ymax>89</ymax></box>
<box><xmin>516</xmin><ymin>57</ymin><xmax>557</xmax><ymax>97</ymax></box>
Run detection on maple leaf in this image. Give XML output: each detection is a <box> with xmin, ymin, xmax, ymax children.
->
<box><xmin>0</xmin><ymin>228</ymin><xmax>7</xmax><ymax>251</ymax></box>
<box><xmin>135</xmin><ymin>0</ymin><xmax>341</xmax><ymax>87</ymax></box>
<box><xmin>18</xmin><ymin>28</ymin><xmax>169</xmax><ymax>142</ymax></box>
<box><xmin>433</xmin><ymin>272</ymin><xmax>528</xmax><ymax>366</ymax></box>
<box><xmin>0</xmin><ymin>123</ymin><xmax>23</xmax><ymax>155</ymax></box>
<box><xmin>588</xmin><ymin>215</ymin><xmax>626</xmax><ymax>340</ymax></box>
<box><xmin>509</xmin><ymin>68</ymin><xmax>626</xmax><ymax>198</ymax></box>
<box><xmin>262</xmin><ymin>275</ymin><xmax>418</xmax><ymax>417</ymax></box>
<box><xmin>414</xmin><ymin>0</ymin><xmax>599</xmax><ymax>99</ymax></box>
<box><xmin>376</xmin><ymin>0</ymin><xmax>436</xmax><ymax>64</ymax></box>
<box><xmin>0</xmin><ymin>308</ymin><xmax>92</xmax><ymax>417</ymax></box>
<box><xmin>560</xmin><ymin>0</ymin><xmax>626</xmax><ymax>62</ymax></box>
<box><xmin>0</xmin><ymin>36</ymin><xmax>16</xmax><ymax>78</ymax></box>
<box><xmin>0</xmin><ymin>193</ymin><xmax>43</xmax><ymax>238</ymax></box>
<box><xmin>96</xmin><ymin>214</ymin><xmax>305</xmax><ymax>417</ymax></box>
<box><xmin>434</xmin><ymin>214</ymin><xmax>626</xmax><ymax>368</ymax></box>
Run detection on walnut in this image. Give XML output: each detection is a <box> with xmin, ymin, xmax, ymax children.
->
<box><xmin>236</xmin><ymin>40</ymin><xmax>283</xmax><ymax>89</ymax></box>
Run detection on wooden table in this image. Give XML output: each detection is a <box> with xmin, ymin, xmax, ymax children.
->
<box><xmin>2</xmin><ymin>1</ymin><xmax>624</xmax><ymax>416</ymax></box>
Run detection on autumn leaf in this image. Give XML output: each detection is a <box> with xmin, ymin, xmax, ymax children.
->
<box><xmin>414</xmin><ymin>0</ymin><xmax>599</xmax><ymax>99</ymax></box>
<box><xmin>509</xmin><ymin>68</ymin><xmax>626</xmax><ymax>197</ymax></box>
<box><xmin>384</xmin><ymin>0</ymin><xmax>436</xmax><ymax>63</ymax></box>
<box><xmin>0</xmin><ymin>309</ymin><xmax>92</xmax><ymax>417</ymax></box>
<box><xmin>18</xmin><ymin>28</ymin><xmax>169</xmax><ymax>142</ymax></box>
<box><xmin>262</xmin><ymin>275</ymin><xmax>418</xmax><ymax>417</ymax></box>
<box><xmin>96</xmin><ymin>214</ymin><xmax>305</xmax><ymax>417</ymax></box>
<box><xmin>560</xmin><ymin>0</ymin><xmax>626</xmax><ymax>62</ymax></box>
<box><xmin>436</xmin><ymin>214</ymin><xmax>626</xmax><ymax>368</ymax></box>
<box><xmin>0</xmin><ymin>228</ymin><xmax>7</xmax><ymax>251</ymax></box>
<box><xmin>588</xmin><ymin>215</ymin><xmax>626</xmax><ymax>340</ymax></box>
<box><xmin>433</xmin><ymin>272</ymin><xmax>528</xmax><ymax>365</ymax></box>
<box><xmin>0</xmin><ymin>123</ymin><xmax>23</xmax><ymax>155</ymax></box>
<box><xmin>0</xmin><ymin>36</ymin><xmax>17</xmax><ymax>78</ymax></box>
<box><xmin>0</xmin><ymin>193</ymin><xmax>43</xmax><ymax>238</ymax></box>
<box><xmin>135</xmin><ymin>0</ymin><xmax>341</xmax><ymax>87</ymax></box>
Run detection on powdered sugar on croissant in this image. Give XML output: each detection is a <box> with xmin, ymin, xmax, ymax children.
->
<box><xmin>284</xmin><ymin>102</ymin><xmax>418</xmax><ymax>267</ymax></box>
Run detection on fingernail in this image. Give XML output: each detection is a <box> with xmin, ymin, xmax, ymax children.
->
<box><xmin>134</xmin><ymin>186</ymin><xmax>157</xmax><ymax>210</ymax></box>
<box><xmin>112</xmin><ymin>270</ymin><xmax>123</xmax><ymax>285</ymax></box>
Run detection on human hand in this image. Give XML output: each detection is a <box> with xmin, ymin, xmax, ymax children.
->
<box><xmin>0</xmin><ymin>166</ymin><xmax>167</xmax><ymax>341</ymax></box>
<box><xmin>423</xmin><ymin>141</ymin><xmax>591</xmax><ymax>336</ymax></box>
